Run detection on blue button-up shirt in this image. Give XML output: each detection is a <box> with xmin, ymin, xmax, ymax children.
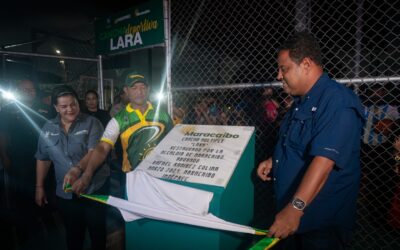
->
<box><xmin>35</xmin><ymin>113</ymin><xmax>110</xmax><ymax>199</ymax></box>
<box><xmin>273</xmin><ymin>73</ymin><xmax>364</xmax><ymax>233</ymax></box>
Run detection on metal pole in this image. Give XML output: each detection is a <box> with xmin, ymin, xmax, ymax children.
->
<box><xmin>110</xmin><ymin>79</ymin><xmax>114</xmax><ymax>106</ymax></box>
<box><xmin>97</xmin><ymin>55</ymin><xmax>105</xmax><ymax>109</ymax></box>
<box><xmin>354</xmin><ymin>0</ymin><xmax>364</xmax><ymax>77</ymax></box>
<box><xmin>164</xmin><ymin>0</ymin><xmax>173</xmax><ymax>115</ymax></box>
<box><xmin>171</xmin><ymin>76</ymin><xmax>400</xmax><ymax>91</ymax></box>
<box><xmin>3</xmin><ymin>39</ymin><xmax>43</xmax><ymax>50</ymax></box>
<box><xmin>0</xmin><ymin>50</ymin><xmax>98</xmax><ymax>62</ymax></box>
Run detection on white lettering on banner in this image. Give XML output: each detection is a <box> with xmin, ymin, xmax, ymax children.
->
<box><xmin>125</xmin><ymin>33</ymin><xmax>134</xmax><ymax>47</ymax></box>
<box><xmin>136</xmin><ymin>125</ymin><xmax>255</xmax><ymax>188</ymax></box>
<box><xmin>110</xmin><ymin>32</ymin><xmax>143</xmax><ymax>51</ymax></box>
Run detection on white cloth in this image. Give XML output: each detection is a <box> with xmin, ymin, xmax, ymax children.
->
<box><xmin>124</xmin><ymin>170</ymin><xmax>213</xmax><ymax>220</ymax></box>
<box><xmin>107</xmin><ymin>170</ymin><xmax>255</xmax><ymax>234</ymax></box>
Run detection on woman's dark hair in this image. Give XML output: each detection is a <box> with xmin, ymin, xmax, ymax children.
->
<box><xmin>51</xmin><ymin>85</ymin><xmax>79</xmax><ymax>106</ymax></box>
<box><xmin>85</xmin><ymin>89</ymin><xmax>99</xmax><ymax>99</ymax></box>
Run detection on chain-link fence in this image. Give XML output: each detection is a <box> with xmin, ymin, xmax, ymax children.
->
<box><xmin>0</xmin><ymin>30</ymin><xmax>107</xmax><ymax>110</ymax></box>
<box><xmin>170</xmin><ymin>0</ymin><xmax>400</xmax><ymax>249</ymax></box>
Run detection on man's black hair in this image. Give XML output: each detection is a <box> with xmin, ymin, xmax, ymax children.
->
<box><xmin>280</xmin><ymin>31</ymin><xmax>323</xmax><ymax>67</ymax></box>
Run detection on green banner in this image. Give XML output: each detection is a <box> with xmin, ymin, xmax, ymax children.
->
<box><xmin>95</xmin><ymin>0</ymin><xmax>165</xmax><ymax>55</ymax></box>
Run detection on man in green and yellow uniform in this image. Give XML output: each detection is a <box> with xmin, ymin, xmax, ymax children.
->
<box><xmin>64</xmin><ymin>72</ymin><xmax>173</xmax><ymax>194</ymax></box>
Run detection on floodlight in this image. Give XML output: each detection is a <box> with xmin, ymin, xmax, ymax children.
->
<box><xmin>156</xmin><ymin>92</ymin><xmax>165</xmax><ymax>101</ymax></box>
<box><xmin>2</xmin><ymin>91</ymin><xmax>16</xmax><ymax>100</ymax></box>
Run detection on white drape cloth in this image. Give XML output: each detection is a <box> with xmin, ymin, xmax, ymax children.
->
<box><xmin>107</xmin><ymin>170</ymin><xmax>255</xmax><ymax>234</ymax></box>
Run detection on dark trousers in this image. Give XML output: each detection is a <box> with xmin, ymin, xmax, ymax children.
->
<box><xmin>8</xmin><ymin>171</ymin><xmax>46</xmax><ymax>250</ymax></box>
<box><xmin>57</xmin><ymin>194</ymin><xmax>106</xmax><ymax>250</ymax></box>
<box><xmin>276</xmin><ymin>227</ymin><xmax>352</xmax><ymax>250</ymax></box>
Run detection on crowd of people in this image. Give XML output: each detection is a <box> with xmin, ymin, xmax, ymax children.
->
<box><xmin>0</xmin><ymin>32</ymin><xmax>399</xmax><ymax>250</ymax></box>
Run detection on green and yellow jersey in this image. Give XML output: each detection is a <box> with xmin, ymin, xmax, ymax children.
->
<box><xmin>101</xmin><ymin>102</ymin><xmax>173</xmax><ymax>172</ymax></box>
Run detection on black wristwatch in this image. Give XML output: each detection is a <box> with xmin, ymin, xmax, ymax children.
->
<box><xmin>291</xmin><ymin>197</ymin><xmax>306</xmax><ymax>211</ymax></box>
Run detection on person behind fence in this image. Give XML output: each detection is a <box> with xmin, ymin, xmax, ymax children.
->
<box><xmin>360</xmin><ymin>83</ymin><xmax>399</xmax><ymax>227</ymax></box>
<box><xmin>35</xmin><ymin>85</ymin><xmax>110</xmax><ymax>250</ymax></box>
<box><xmin>387</xmin><ymin>118</ymin><xmax>400</xmax><ymax>228</ymax></box>
<box><xmin>63</xmin><ymin>71</ymin><xmax>173</xmax><ymax>195</ymax></box>
<box><xmin>262</xmin><ymin>87</ymin><xmax>280</xmax><ymax>123</ymax></box>
<box><xmin>83</xmin><ymin>89</ymin><xmax>111</xmax><ymax>128</ymax></box>
<box><xmin>362</xmin><ymin>83</ymin><xmax>398</xmax><ymax>146</ymax></box>
<box><xmin>0</xmin><ymin>78</ymin><xmax>53</xmax><ymax>250</ymax></box>
<box><xmin>185</xmin><ymin>96</ymin><xmax>209</xmax><ymax>125</ymax></box>
<box><xmin>276</xmin><ymin>92</ymin><xmax>293</xmax><ymax>125</ymax></box>
<box><xmin>256</xmin><ymin>32</ymin><xmax>364</xmax><ymax>249</ymax></box>
<box><xmin>172</xmin><ymin>98</ymin><xmax>186</xmax><ymax>125</ymax></box>
<box><xmin>187</xmin><ymin>96</ymin><xmax>228</xmax><ymax>125</ymax></box>
<box><xmin>109</xmin><ymin>87</ymin><xmax>129</xmax><ymax>117</ymax></box>
<box><xmin>39</xmin><ymin>89</ymin><xmax>57</xmax><ymax>118</ymax></box>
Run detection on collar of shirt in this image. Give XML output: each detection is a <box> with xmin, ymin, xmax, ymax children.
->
<box><xmin>126</xmin><ymin>102</ymin><xmax>153</xmax><ymax>115</ymax></box>
<box><xmin>52</xmin><ymin>113</ymin><xmax>88</xmax><ymax>134</ymax></box>
<box><xmin>293</xmin><ymin>73</ymin><xmax>330</xmax><ymax>109</ymax></box>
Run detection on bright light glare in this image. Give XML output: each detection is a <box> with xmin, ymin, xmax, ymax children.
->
<box><xmin>2</xmin><ymin>91</ymin><xmax>16</xmax><ymax>100</ymax></box>
<box><xmin>156</xmin><ymin>92</ymin><xmax>165</xmax><ymax>101</ymax></box>
<box><xmin>55</xmin><ymin>49</ymin><xmax>61</xmax><ymax>54</ymax></box>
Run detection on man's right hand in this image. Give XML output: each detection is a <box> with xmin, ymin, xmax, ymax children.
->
<box><xmin>257</xmin><ymin>158</ymin><xmax>273</xmax><ymax>181</ymax></box>
<box><xmin>35</xmin><ymin>186</ymin><xmax>48</xmax><ymax>207</ymax></box>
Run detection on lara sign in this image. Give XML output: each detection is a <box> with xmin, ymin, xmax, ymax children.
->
<box><xmin>95</xmin><ymin>0</ymin><xmax>164</xmax><ymax>55</ymax></box>
<box><xmin>136</xmin><ymin>124</ymin><xmax>255</xmax><ymax>188</ymax></box>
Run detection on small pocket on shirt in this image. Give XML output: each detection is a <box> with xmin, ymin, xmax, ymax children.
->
<box><xmin>68</xmin><ymin>134</ymin><xmax>88</xmax><ymax>156</ymax></box>
<box><xmin>69</xmin><ymin>134</ymin><xmax>88</xmax><ymax>145</ymax></box>
<box><xmin>288</xmin><ymin>111</ymin><xmax>313</xmax><ymax>150</ymax></box>
<box><xmin>45</xmin><ymin>136</ymin><xmax>60</xmax><ymax>147</ymax></box>
<box><xmin>45</xmin><ymin>137</ymin><xmax>60</xmax><ymax>160</ymax></box>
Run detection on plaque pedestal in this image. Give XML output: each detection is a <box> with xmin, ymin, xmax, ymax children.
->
<box><xmin>125</xmin><ymin>131</ymin><xmax>255</xmax><ymax>250</ymax></box>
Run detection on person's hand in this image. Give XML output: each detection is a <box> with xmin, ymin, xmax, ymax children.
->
<box><xmin>267</xmin><ymin>204</ymin><xmax>304</xmax><ymax>239</ymax></box>
<box><xmin>63</xmin><ymin>166</ymin><xmax>82</xmax><ymax>191</ymax></box>
<box><xmin>257</xmin><ymin>158</ymin><xmax>273</xmax><ymax>181</ymax></box>
<box><xmin>71</xmin><ymin>173</ymin><xmax>92</xmax><ymax>195</ymax></box>
<box><xmin>35</xmin><ymin>186</ymin><xmax>48</xmax><ymax>207</ymax></box>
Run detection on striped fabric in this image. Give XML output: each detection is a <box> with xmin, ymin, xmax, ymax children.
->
<box><xmin>363</xmin><ymin>105</ymin><xmax>399</xmax><ymax>145</ymax></box>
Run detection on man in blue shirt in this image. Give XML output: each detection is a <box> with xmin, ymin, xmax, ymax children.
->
<box><xmin>257</xmin><ymin>32</ymin><xmax>364</xmax><ymax>249</ymax></box>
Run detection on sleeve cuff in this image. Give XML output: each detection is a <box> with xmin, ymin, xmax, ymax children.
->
<box><xmin>101</xmin><ymin>137</ymin><xmax>115</xmax><ymax>147</ymax></box>
<box><xmin>309</xmin><ymin>147</ymin><xmax>343</xmax><ymax>169</ymax></box>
